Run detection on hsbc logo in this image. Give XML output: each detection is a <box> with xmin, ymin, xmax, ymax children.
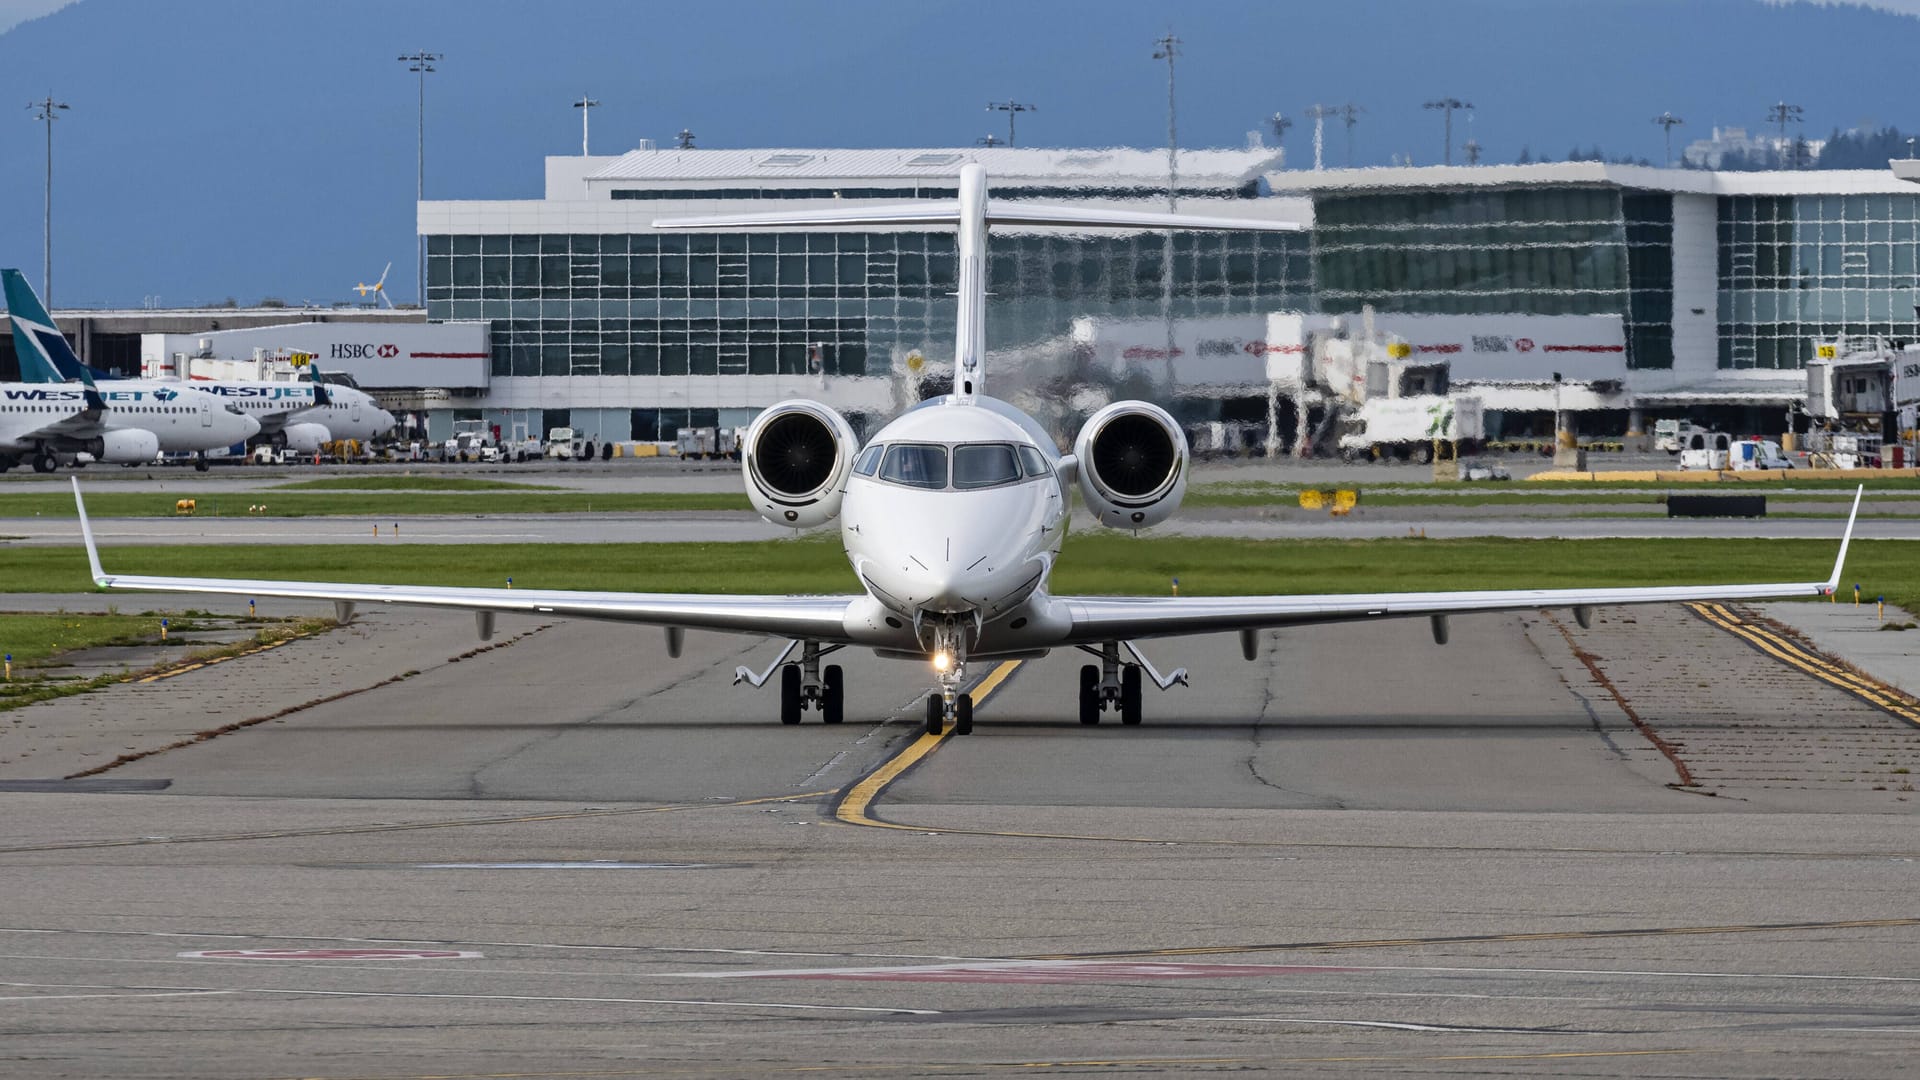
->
<box><xmin>1515</xmin><ymin>338</ymin><xmax>1536</xmax><ymax>353</ymax></box>
<box><xmin>330</xmin><ymin>343</ymin><xmax>399</xmax><ymax>359</ymax></box>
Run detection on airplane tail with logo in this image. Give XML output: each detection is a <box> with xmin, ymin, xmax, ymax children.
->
<box><xmin>3</xmin><ymin>268</ymin><xmax>93</xmax><ymax>384</ymax></box>
<box><xmin>304</xmin><ymin>361</ymin><xmax>332</xmax><ymax>406</ymax></box>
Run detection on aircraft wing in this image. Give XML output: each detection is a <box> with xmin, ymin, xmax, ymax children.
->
<box><xmin>71</xmin><ymin>480</ymin><xmax>857</xmax><ymax>641</ymax></box>
<box><xmin>18</xmin><ymin>410</ymin><xmax>107</xmax><ymax>443</ymax></box>
<box><xmin>1057</xmin><ymin>488</ymin><xmax>1861</xmax><ymax>644</ymax></box>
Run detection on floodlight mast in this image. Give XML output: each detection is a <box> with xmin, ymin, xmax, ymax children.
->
<box><xmin>27</xmin><ymin>92</ymin><xmax>69</xmax><ymax>306</ymax></box>
<box><xmin>1305</xmin><ymin>103</ymin><xmax>1336</xmax><ymax>170</ymax></box>
<box><xmin>1767</xmin><ymin>101</ymin><xmax>1805</xmax><ymax>168</ymax></box>
<box><xmin>1653</xmin><ymin>111</ymin><xmax>1685</xmax><ymax>166</ymax></box>
<box><xmin>574</xmin><ymin>93</ymin><xmax>600</xmax><ymax>155</ymax></box>
<box><xmin>986</xmin><ymin>99</ymin><xmax>1034</xmax><ymax>147</ymax></box>
<box><xmin>1424</xmin><ymin>96</ymin><xmax>1471</xmax><ymax>165</ymax></box>
<box><xmin>1338</xmin><ymin>103</ymin><xmax>1364</xmax><ymax>167</ymax></box>
<box><xmin>399</xmin><ymin>50</ymin><xmax>442</xmax><ymax>308</ymax></box>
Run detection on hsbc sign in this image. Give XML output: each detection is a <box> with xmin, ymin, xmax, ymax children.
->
<box><xmin>142</xmin><ymin>321</ymin><xmax>491</xmax><ymax>390</ymax></box>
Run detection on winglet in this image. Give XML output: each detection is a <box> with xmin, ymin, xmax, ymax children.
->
<box><xmin>72</xmin><ymin>477</ymin><xmax>106</xmax><ymax>586</ymax></box>
<box><xmin>1825</xmin><ymin>484</ymin><xmax>1862</xmax><ymax>594</ymax></box>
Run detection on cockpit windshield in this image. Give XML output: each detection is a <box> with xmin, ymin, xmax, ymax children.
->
<box><xmin>951</xmin><ymin>443</ymin><xmax>1022</xmax><ymax>489</ymax></box>
<box><xmin>879</xmin><ymin>443</ymin><xmax>947</xmax><ymax>489</ymax></box>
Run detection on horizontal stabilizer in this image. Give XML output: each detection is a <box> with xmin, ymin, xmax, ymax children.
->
<box><xmin>655</xmin><ymin>201</ymin><xmax>1302</xmax><ymax>234</ymax></box>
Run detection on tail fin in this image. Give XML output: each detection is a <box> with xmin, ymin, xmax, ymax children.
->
<box><xmin>652</xmin><ymin>165</ymin><xmax>1300</xmax><ymax>405</ymax></box>
<box><xmin>3</xmin><ymin>268</ymin><xmax>91</xmax><ymax>383</ymax></box>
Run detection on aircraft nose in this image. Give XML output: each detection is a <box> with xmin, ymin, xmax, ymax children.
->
<box><xmin>239</xmin><ymin>414</ymin><xmax>262</xmax><ymax>438</ymax></box>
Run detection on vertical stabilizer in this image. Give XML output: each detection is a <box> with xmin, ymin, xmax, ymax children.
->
<box><xmin>3</xmin><ymin>268</ymin><xmax>87</xmax><ymax>383</ymax></box>
<box><xmin>952</xmin><ymin>164</ymin><xmax>987</xmax><ymax>405</ymax></box>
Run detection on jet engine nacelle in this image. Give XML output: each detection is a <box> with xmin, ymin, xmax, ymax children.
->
<box><xmin>1072</xmin><ymin>400</ymin><xmax>1188</xmax><ymax>529</ymax></box>
<box><xmin>281</xmin><ymin>423</ymin><xmax>330</xmax><ymax>454</ymax></box>
<box><xmin>742</xmin><ymin>400</ymin><xmax>858</xmax><ymax>529</ymax></box>
<box><xmin>87</xmin><ymin>428</ymin><xmax>160</xmax><ymax>464</ymax></box>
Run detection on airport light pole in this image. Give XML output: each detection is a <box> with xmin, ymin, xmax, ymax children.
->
<box><xmin>1653</xmin><ymin>111</ymin><xmax>1684</xmax><ymax>166</ymax></box>
<box><xmin>573</xmin><ymin>93</ymin><xmax>600</xmax><ymax>155</ymax></box>
<box><xmin>1339</xmin><ymin>103</ymin><xmax>1364</xmax><ymax>167</ymax></box>
<box><xmin>1305</xmin><ymin>103</ymin><xmax>1336</xmax><ymax>170</ymax></box>
<box><xmin>399</xmin><ymin>49</ymin><xmax>442</xmax><ymax>308</ymax></box>
<box><xmin>1424</xmin><ymin>97</ymin><xmax>1471</xmax><ymax>166</ymax></box>
<box><xmin>1766</xmin><ymin>100</ymin><xmax>1803</xmax><ymax>168</ymax></box>
<box><xmin>27</xmin><ymin>93</ymin><xmax>69</xmax><ymax>306</ymax></box>
<box><xmin>986</xmin><ymin>100</ymin><xmax>1034</xmax><ymax>147</ymax></box>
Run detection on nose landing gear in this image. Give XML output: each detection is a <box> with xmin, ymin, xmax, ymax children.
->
<box><xmin>923</xmin><ymin>618</ymin><xmax>973</xmax><ymax>736</ymax></box>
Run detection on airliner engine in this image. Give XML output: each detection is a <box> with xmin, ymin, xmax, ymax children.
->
<box><xmin>1071</xmin><ymin>400</ymin><xmax>1188</xmax><ymax>529</ymax></box>
<box><xmin>742</xmin><ymin>400</ymin><xmax>858</xmax><ymax>529</ymax></box>
<box><xmin>280</xmin><ymin>423</ymin><xmax>330</xmax><ymax>454</ymax></box>
<box><xmin>87</xmin><ymin>429</ymin><xmax>160</xmax><ymax>464</ymax></box>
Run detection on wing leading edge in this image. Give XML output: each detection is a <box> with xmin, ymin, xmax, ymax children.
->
<box><xmin>1058</xmin><ymin>487</ymin><xmax>1862</xmax><ymax>644</ymax></box>
<box><xmin>71</xmin><ymin>479</ymin><xmax>857</xmax><ymax>641</ymax></box>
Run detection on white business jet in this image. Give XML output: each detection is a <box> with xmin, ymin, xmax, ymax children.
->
<box><xmin>5</xmin><ymin>270</ymin><xmax>260</xmax><ymax>471</ymax></box>
<box><xmin>71</xmin><ymin>165</ymin><xmax>1860</xmax><ymax>735</ymax></box>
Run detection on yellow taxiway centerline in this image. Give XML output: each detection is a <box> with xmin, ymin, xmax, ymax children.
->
<box><xmin>834</xmin><ymin>660</ymin><xmax>1022</xmax><ymax>829</ymax></box>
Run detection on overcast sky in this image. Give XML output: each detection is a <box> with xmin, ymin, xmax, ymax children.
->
<box><xmin>5</xmin><ymin>0</ymin><xmax>1920</xmax><ymax>307</ymax></box>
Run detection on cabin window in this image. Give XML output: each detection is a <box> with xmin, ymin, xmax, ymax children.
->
<box><xmin>852</xmin><ymin>443</ymin><xmax>884</xmax><ymax>476</ymax></box>
<box><xmin>1017</xmin><ymin>445</ymin><xmax>1050</xmax><ymax>478</ymax></box>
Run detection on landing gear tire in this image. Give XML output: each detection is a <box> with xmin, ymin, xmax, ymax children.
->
<box><xmin>193</xmin><ymin>453</ymin><xmax>209</xmax><ymax>473</ymax></box>
<box><xmin>779</xmin><ymin>664</ymin><xmax>803</xmax><ymax>725</ymax></box>
<box><xmin>32</xmin><ymin>453</ymin><xmax>56</xmax><ymax>474</ymax></box>
<box><xmin>821</xmin><ymin>664</ymin><xmax>844</xmax><ymax>724</ymax></box>
<box><xmin>954</xmin><ymin>693</ymin><xmax>973</xmax><ymax>736</ymax></box>
<box><xmin>925</xmin><ymin>693</ymin><xmax>944</xmax><ymax>736</ymax></box>
<box><xmin>1078</xmin><ymin>664</ymin><xmax>1100</xmax><ymax>725</ymax></box>
<box><xmin>1120</xmin><ymin>665</ymin><xmax>1143</xmax><ymax>726</ymax></box>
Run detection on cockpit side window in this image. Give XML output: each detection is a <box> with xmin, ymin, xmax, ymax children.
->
<box><xmin>952</xmin><ymin>443</ymin><xmax>1022</xmax><ymax>489</ymax></box>
<box><xmin>879</xmin><ymin>443</ymin><xmax>947</xmax><ymax>489</ymax></box>
<box><xmin>1016</xmin><ymin>445</ymin><xmax>1050</xmax><ymax>478</ymax></box>
<box><xmin>853</xmin><ymin>443</ymin><xmax>884</xmax><ymax>476</ymax></box>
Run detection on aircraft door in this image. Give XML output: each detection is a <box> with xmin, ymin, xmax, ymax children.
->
<box><xmin>200</xmin><ymin>397</ymin><xmax>212</xmax><ymax>427</ymax></box>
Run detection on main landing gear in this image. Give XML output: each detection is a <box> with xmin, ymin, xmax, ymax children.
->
<box><xmin>31</xmin><ymin>451</ymin><xmax>58</xmax><ymax>474</ymax></box>
<box><xmin>774</xmin><ymin>641</ymin><xmax>843</xmax><ymax>725</ymax></box>
<box><xmin>1078</xmin><ymin>641</ymin><xmax>1185</xmax><ymax>726</ymax></box>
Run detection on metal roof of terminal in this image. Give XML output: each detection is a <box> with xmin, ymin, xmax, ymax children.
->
<box><xmin>587</xmin><ymin>146</ymin><xmax>1283</xmax><ymax>186</ymax></box>
<box><xmin>1265</xmin><ymin>161</ymin><xmax>1920</xmax><ymax>196</ymax></box>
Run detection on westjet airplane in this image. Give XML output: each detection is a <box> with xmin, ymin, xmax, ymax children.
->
<box><xmin>70</xmin><ymin>165</ymin><xmax>1860</xmax><ymax>734</ymax></box>
<box><xmin>2</xmin><ymin>269</ymin><xmax>392</xmax><ymax>454</ymax></box>
<box><xmin>3</xmin><ymin>275</ymin><xmax>258</xmax><ymax>472</ymax></box>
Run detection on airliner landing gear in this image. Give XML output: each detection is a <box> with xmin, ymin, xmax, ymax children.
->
<box><xmin>31</xmin><ymin>452</ymin><xmax>57</xmax><ymax>474</ymax></box>
<box><xmin>773</xmin><ymin>641</ymin><xmax>843</xmax><ymax>725</ymax></box>
<box><xmin>1077</xmin><ymin>641</ymin><xmax>1185</xmax><ymax>726</ymax></box>
<box><xmin>194</xmin><ymin>451</ymin><xmax>210</xmax><ymax>473</ymax></box>
<box><xmin>923</xmin><ymin>618</ymin><xmax>972</xmax><ymax>735</ymax></box>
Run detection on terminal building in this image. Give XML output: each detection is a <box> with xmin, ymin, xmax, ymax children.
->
<box><xmin>12</xmin><ymin>148</ymin><xmax>1920</xmax><ymax>448</ymax></box>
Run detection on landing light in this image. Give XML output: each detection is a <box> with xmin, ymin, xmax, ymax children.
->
<box><xmin>932</xmin><ymin>650</ymin><xmax>953</xmax><ymax>673</ymax></box>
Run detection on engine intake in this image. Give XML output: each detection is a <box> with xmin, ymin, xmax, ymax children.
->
<box><xmin>1072</xmin><ymin>401</ymin><xmax>1187</xmax><ymax>529</ymax></box>
<box><xmin>743</xmin><ymin>400</ymin><xmax>857</xmax><ymax>529</ymax></box>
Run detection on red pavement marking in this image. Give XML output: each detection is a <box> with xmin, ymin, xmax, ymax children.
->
<box><xmin>735</xmin><ymin>961</ymin><xmax>1361</xmax><ymax>983</ymax></box>
<box><xmin>178</xmin><ymin>949</ymin><xmax>481</xmax><ymax>960</ymax></box>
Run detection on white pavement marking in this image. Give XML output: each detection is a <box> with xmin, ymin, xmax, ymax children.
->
<box><xmin>0</xmin><ymin>990</ymin><xmax>235</xmax><ymax>1003</ymax></box>
<box><xmin>0</xmin><ymin>980</ymin><xmax>931</xmax><ymax>1014</ymax></box>
<box><xmin>410</xmin><ymin>862</ymin><xmax>715</xmax><ymax>869</ymax></box>
<box><xmin>1219</xmin><ymin>1018</ymin><xmax>1605</xmax><ymax>1035</ymax></box>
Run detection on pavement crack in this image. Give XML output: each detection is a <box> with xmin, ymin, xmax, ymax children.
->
<box><xmin>1243</xmin><ymin>632</ymin><xmax>1344</xmax><ymax>809</ymax></box>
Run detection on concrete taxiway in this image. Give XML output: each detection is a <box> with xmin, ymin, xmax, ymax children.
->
<box><xmin>2</xmin><ymin>571</ymin><xmax>1918</xmax><ymax>1076</ymax></box>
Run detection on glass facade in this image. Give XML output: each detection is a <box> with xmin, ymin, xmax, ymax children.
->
<box><xmin>1718</xmin><ymin>193</ymin><xmax>1920</xmax><ymax>370</ymax></box>
<box><xmin>425</xmin><ymin>228</ymin><xmax>1311</xmax><ymax>381</ymax></box>
<box><xmin>1311</xmin><ymin>187</ymin><xmax>1673</xmax><ymax>369</ymax></box>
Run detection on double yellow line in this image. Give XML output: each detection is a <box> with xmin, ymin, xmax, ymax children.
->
<box><xmin>1689</xmin><ymin>602</ymin><xmax>1920</xmax><ymax>728</ymax></box>
<box><xmin>834</xmin><ymin>659</ymin><xmax>1022</xmax><ymax>829</ymax></box>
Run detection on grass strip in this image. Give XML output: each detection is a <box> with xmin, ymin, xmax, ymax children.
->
<box><xmin>0</xmin><ymin>612</ymin><xmax>330</xmax><ymax>712</ymax></box>
<box><xmin>0</xmin><ymin>490</ymin><xmax>751</xmax><ymax>518</ymax></box>
<box><xmin>272</xmin><ymin>476</ymin><xmax>562</xmax><ymax>492</ymax></box>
